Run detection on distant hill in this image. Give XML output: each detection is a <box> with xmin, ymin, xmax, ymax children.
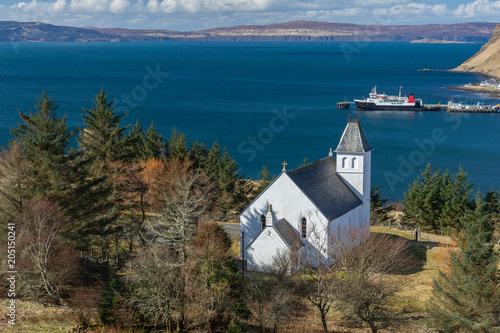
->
<box><xmin>454</xmin><ymin>23</ymin><xmax>500</xmax><ymax>79</ymax></box>
<box><xmin>0</xmin><ymin>20</ymin><xmax>497</xmax><ymax>43</ymax></box>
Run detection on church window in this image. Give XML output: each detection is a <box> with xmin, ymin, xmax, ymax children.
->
<box><xmin>352</xmin><ymin>157</ymin><xmax>358</xmax><ymax>169</ymax></box>
<box><xmin>301</xmin><ymin>217</ymin><xmax>307</xmax><ymax>238</ymax></box>
<box><xmin>342</xmin><ymin>157</ymin><xmax>348</xmax><ymax>169</ymax></box>
<box><xmin>261</xmin><ymin>215</ymin><xmax>266</xmax><ymax>230</ymax></box>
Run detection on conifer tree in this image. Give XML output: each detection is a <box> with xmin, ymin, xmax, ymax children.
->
<box><xmin>428</xmin><ymin>203</ymin><xmax>500</xmax><ymax>331</ymax></box>
<box><xmin>188</xmin><ymin>140</ymin><xmax>209</xmax><ymax>170</ymax></box>
<box><xmin>255</xmin><ymin>165</ymin><xmax>273</xmax><ymax>194</ymax></box>
<box><xmin>483</xmin><ymin>189</ymin><xmax>500</xmax><ymax>215</ymax></box>
<box><xmin>402</xmin><ymin>163</ymin><xmax>445</xmax><ymax>231</ymax></box>
<box><xmin>206</xmin><ymin>141</ymin><xmax>221</xmax><ymax>176</ymax></box>
<box><xmin>440</xmin><ymin>167</ymin><xmax>474</xmax><ymax>231</ymax></box>
<box><xmin>217</xmin><ymin>147</ymin><xmax>249</xmax><ymax>216</ymax></box>
<box><xmin>124</xmin><ymin>120</ymin><xmax>145</xmax><ymax>161</ymax></box>
<box><xmin>11</xmin><ymin>91</ymin><xmax>74</xmax><ymax>194</ymax></box>
<box><xmin>166</xmin><ymin>127</ymin><xmax>187</xmax><ymax>160</ymax></box>
<box><xmin>142</xmin><ymin>122</ymin><xmax>164</xmax><ymax>160</ymax></box>
<box><xmin>79</xmin><ymin>88</ymin><xmax>129</xmax><ymax>164</ymax></box>
<box><xmin>10</xmin><ymin>92</ymin><xmax>117</xmax><ymax>251</ymax></box>
<box><xmin>370</xmin><ymin>186</ymin><xmax>392</xmax><ymax>225</ymax></box>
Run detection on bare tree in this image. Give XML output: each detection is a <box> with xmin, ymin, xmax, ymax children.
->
<box><xmin>299</xmin><ymin>222</ymin><xmax>339</xmax><ymax>333</ymax></box>
<box><xmin>299</xmin><ymin>219</ymin><xmax>415</xmax><ymax>333</ymax></box>
<box><xmin>124</xmin><ymin>246</ymin><xmax>185</xmax><ymax>330</ymax></box>
<box><xmin>17</xmin><ymin>198</ymin><xmax>78</xmax><ymax>309</ymax></box>
<box><xmin>147</xmin><ymin>158</ymin><xmax>214</xmax><ymax>262</ymax></box>
<box><xmin>331</xmin><ymin>227</ymin><xmax>416</xmax><ymax>333</ymax></box>
<box><xmin>244</xmin><ymin>273</ymin><xmax>297</xmax><ymax>333</ymax></box>
<box><xmin>185</xmin><ymin>222</ymin><xmax>238</xmax><ymax>332</ymax></box>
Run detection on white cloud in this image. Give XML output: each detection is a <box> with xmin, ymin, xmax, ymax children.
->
<box><xmin>68</xmin><ymin>0</ymin><xmax>109</xmax><ymax>13</ymax></box>
<box><xmin>454</xmin><ymin>0</ymin><xmax>500</xmax><ymax>17</ymax></box>
<box><xmin>110</xmin><ymin>0</ymin><xmax>130</xmax><ymax>13</ymax></box>
<box><xmin>388</xmin><ymin>2</ymin><xmax>447</xmax><ymax>16</ymax></box>
<box><xmin>0</xmin><ymin>0</ymin><xmax>498</xmax><ymax>31</ymax></box>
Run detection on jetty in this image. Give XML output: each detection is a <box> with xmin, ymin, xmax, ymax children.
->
<box><xmin>336</xmin><ymin>101</ymin><xmax>351</xmax><ymax>109</ymax></box>
<box><xmin>446</xmin><ymin>101</ymin><xmax>500</xmax><ymax>113</ymax></box>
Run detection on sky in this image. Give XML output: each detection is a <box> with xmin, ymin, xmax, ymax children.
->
<box><xmin>0</xmin><ymin>0</ymin><xmax>499</xmax><ymax>31</ymax></box>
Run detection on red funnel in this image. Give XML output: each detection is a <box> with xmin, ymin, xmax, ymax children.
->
<box><xmin>408</xmin><ymin>94</ymin><xmax>415</xmax><ymax>103</ymax></box>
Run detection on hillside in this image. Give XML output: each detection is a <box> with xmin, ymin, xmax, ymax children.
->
<box><xmin>0</xmin><ymin>20</ymin><xmax>497</xmax><ymax>43</ymax></box>
<box><xmin>454</xmin><ymin>23</ymin><xmax>500</xmax><ymax>79</ymax></box>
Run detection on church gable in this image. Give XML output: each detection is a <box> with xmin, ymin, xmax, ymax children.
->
<box><xmin>240</xmin><ymin>171</ymin><xmax>325</xmax><ymax>246</ymax></box>
<box><xmin>246</xmin><ymin>225</ymin><xmax>292</xmax><ymax>272</ymax></box>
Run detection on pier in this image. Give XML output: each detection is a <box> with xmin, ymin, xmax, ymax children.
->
<box><xmin>446</xmin><ymin>101</ymin><xmax>500</xmax><ymax>113</ymax></box>
<box><xmin>335</xmin><ymin>100</ymin><xmax>500</xmax><ymax>113</ymax></box>
<box><xmin>336</xmin><ymin>101</ymin><xmax>351</xmax><ymax>109</ymax></box>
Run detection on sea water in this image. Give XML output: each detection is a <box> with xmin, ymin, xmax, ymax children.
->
<box><xmin>0</xmin><ymin>41</ymin><xmax>498</xmax><ymax>201</ymax></box>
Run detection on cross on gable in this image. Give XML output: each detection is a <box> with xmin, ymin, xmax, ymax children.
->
<box><xmin>282</xmin><ymin>161</ymin><xmax>287</xmax><ymax>171</ymax></box>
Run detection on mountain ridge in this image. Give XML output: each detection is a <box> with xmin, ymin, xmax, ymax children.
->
<box><xmin>0</xmin><ymin>20</ymin><xmax>497</xmax><ymax>43</ymax></box>
<box><xmin>454</xmin><ymin>23</ymin><xmax>500</xmax><ymax>79</ymax></box>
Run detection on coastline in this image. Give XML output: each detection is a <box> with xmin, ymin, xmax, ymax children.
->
<box><xmin>446</xmin><ymin>70</ymin><xmax>500</xmax><ymax>98</ymax></box>
<box><xmin>446</xmin><ymin>84</ymin><xmax>500</xmax><ymax>97</ymax></box>
<box><xmin>419</xmin><ymin>68</ymin><xmax>500</xmax><ymax>97</ymax></box>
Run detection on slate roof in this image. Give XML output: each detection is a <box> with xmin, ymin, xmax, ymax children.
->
<box><xmin>287</xmin><ymin>156</ymin><xmax>362</xmax><ymax>220</ymax></box>
<box><xmin>274</xmin><ymin>218</ymin><xmax>303</xmax><ymax>249</ymax></box>
<box><xmin>335</xmin><ymin>121</ymin><xmax>373</xmax><ymax>153</ymax></box>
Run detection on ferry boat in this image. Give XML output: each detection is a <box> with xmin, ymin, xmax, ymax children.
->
<box><xmin>355</xmin><ymin>86</ymin><xmax>441</xmax><ymax>111</ymax></box>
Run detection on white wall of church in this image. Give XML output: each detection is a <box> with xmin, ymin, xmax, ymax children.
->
<box><xmin>240</xmin><ymin>172</ymin><xmax>329</xmax><ymax>259</ymax></box>
<box><xmin>246</xmin><ymin>227</ymin><xmax>289</xmax><ymax>272</ymax></box>
<box><xmin>336</xmin><ymin>152</ymin><xmax>365</xmax><ymax>198</ymax></box>
<box><xmin>336</xmin><ymin>151</ymin><xmax>371</xmax><ymax>224</ymax></box>
<box><xmin>362</xmin><ymin>151</ymin><xmax>371</xmax><ymax>223</ymax></box>
<box><xmin>329</xmin><ymin>205</ymin><xmax>366</xmax><ymax>241</ymax></box>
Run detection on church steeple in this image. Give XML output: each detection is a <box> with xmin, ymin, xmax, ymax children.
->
<box><xmin>335</xmin><ymin>117</ymin><xmax>372</xmax><ymax>223</ymax></box>
<box><xmin>335</xmin><ymin>116</ymin><xmax>373</xmax><ymax>153</ymax></box>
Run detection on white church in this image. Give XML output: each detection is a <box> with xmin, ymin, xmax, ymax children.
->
<box><xmin>240</xmin><ymin>118</ymin><xmax>373</xmax><ymax>272</ymax></box>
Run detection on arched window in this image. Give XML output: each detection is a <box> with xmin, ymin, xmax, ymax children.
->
<box><xmin>342</xmin><ymin>157</ymin><xmax>348</xmax><ymax>169</ymax></box>
<box><xmin>352</xmin><ymin>157</ymin><xmax>358</xmax><ymax>169</ymax></box>
<box><xmin>301</xmin><ymin>217</ymin><xmax>307</xmax><ymax>238</ymax></box>
<box><xmin>261</xmin><ymin>215</ymin><xmax>266</xmax><ymax>230</ymax></box>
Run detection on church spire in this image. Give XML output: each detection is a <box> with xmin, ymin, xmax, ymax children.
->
<box><xmin>335</xmin><ymin>116</ymin><xmax>373</xmax><ymax>153</ymax></box>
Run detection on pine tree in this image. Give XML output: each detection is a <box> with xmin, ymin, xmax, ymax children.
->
<box><xmin>206</xmin><ymin>141</ymin><xmax>221</xmax><ymax>177</ymax></box>
<box><xmin>428</xmin><ymin>203</ymin><xmax>500</xmax><ymax>331</ymax></box>
<box><xmin>483</xmin><ymin>189</ymin><xmax>500</xmax><ymax>215</ymax></box>
<box><xmin>142</xmin><ymin>122</ymin><xmax>164</xmax><ymax>160</ymax></box>
<box><xmin>166</xmin><ymin>127</ymin><xmax>187</xmax><ymax>160</ymax></box>
<box><xmin>440</xmin><ymin>167</ymin><xmax>474</xmax><ymax>231</ymax></box>
<box><xmin>79</xmin><ymin>88</ymin><xmax>129</xmax><ymax>164</ymax></box>
<box><xmin>370</xmin><ymin>186</ymin><xmax>392</xmax><ymax>225</ymax></box>
<box><xmin>253</xmin><ymin>165</ymin><xmax>274</xmax><ymax>196</ymax></box>
<box><xmin>402</xmin><ymin>163</ymin><xmax>445</xmax><ymax>231</ymax></box>
<box><xmin>124</xmin><ymin>120</ymin><xmax>145</xmax><ymax>161</ymax></box>
<box><xmin>10</xmin><ymin>92</ymin><xmax>117</xmax><ymax>252</ymax></box>
<box><xmin>188</xmin><ymin>140</ymin><xmax>209</xmax><ymax>170</ymax></box>
<box><xmin>11</xmin><ymin>91</ymin><xmax>74</xmax><ymax>195</ymax></box>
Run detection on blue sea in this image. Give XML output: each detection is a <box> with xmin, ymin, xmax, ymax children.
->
<box><xmin>0</xmin><ymin>41</ymin><xmax>499</xmax><ymax>201</ymax></box>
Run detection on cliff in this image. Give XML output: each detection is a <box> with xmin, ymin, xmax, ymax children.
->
<box><xmin>0</xmin><ymin>21</ymin><xmax>497</xmax><ymax>43</ymax></box>
<box><xmin>454</xmin><ymin>23</ymin><xmax>500</xmax><ymax>79</ymax></box>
